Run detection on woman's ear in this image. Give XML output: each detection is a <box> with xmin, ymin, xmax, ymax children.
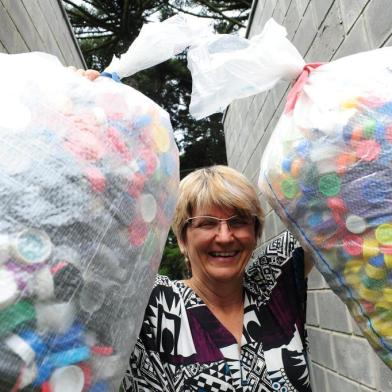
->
<box><xmin>178</xmin><ymin>239</ymin><xmax>187</xmax><ymax>256</ymax></box>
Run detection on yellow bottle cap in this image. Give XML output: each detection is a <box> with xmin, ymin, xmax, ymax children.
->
<box><xmin>375</xmin><ymin>224</ymin><xmax>392</xmax><ymax>246</ymax></box>
<box><xmin>365</xmin><ymin>263</ymin><xmax>386</xmax><ymax>280</ymax></box>
<box><xmin>362</xmin><ymin>239</ymin><xmax>379</xmax><ymax>259</ymax></box>
<box><xmin>358</xmin><ymin>284</ymin><xmax>382</xmax><ymax>302</ymax></box>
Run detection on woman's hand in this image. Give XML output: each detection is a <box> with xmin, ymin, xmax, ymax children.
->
<box><xmin>68</xmin><ymin>66</ymin><xmax>100</xmax><ymax>81</ymax></box>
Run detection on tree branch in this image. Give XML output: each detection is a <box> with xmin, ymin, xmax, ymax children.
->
<box><xmin>195</xmin><ymin>0</ymin><xmax>245</xmax><ymax>28</ymax></box>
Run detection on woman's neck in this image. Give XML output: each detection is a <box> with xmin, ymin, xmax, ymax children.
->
<box><xmin>184</xmin><ymin>275</ymin><xmax>244</xmax><ymax>311</ymax></box>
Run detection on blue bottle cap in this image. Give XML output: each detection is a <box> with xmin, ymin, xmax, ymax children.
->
<box><xmin>295</xmin><ymin>140</ymin><xmax>310</xmax><ymax>157</ymax></box>
<box><xmin>19</xmin><ymin>329</ymin><xmax>48</xmax><ymax>358</ymax></box>
<box><xmin>133</xmin><ymin>114</ymin><xmax>152</xmax><ymax>129</ymax></box>
<box><xmin>47</xmin><ymin>346</ymin><xmax>90</xmax><ymax>368</ymax></box>
<box><xmin>89</xmin><ymin>380</ymin><xmax>110</xmax><ymax>392</ymax></box>
<box><xmin>281</xmin><ymin>156</ymin><xmax>292</xmax><ymax>172</ymax></box>
<box><xmin>369</xmin><ymin>254</ymin><xmax>385</xmax><ymax>268</ymax></box>
<box><xmin>47</xmin><ymin>322</ymin><xmax>85</xmax><ymax>352</ymax></box>
<box><xmin>33</xmin><ymin>360</ymin><xmax>54</xmax><ymax>386</ymax></box>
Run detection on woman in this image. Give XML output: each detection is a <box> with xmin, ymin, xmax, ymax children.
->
<box><xmin>122</xmin><ymin>165</ymin><xmax>313</xmax><ymax>392</ymax></box>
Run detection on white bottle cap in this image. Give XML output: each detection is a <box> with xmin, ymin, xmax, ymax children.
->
<box><xmin>5</xmin><ymin>334</ymin><xmax>36</xmax><ymax>364</ymax></box>
<box><xmin>0</xmin><ymin>267</ymin><xmax>19</xmax><ymax>310</ymax></box>
<box><xmin>0</xmin><ymin>233</ymin><xmax>11</xmax><ymax>264</ymax></box>
<box><xmin>345</xmin><ymin>214</ymin><xmax>367</xmax><ymax>234</ymax></box>
<box><xmin>49</xmin><ymin>366</ymin><xmax>84</xmax><ymax>392</ymax></box>
<box><xmin>19</xmin><ymin>362</ymin><xmax>38</xmax><ymax>389</ymax></box>
<box><xmin>140</xmin><ymin>193</ymin><xmax>157</xmax><ymax>222</ymax></box>
<box><xmin>12</xmin><ymin>228</ymin><xmax>52</xmax><ymax>265</ymax></box>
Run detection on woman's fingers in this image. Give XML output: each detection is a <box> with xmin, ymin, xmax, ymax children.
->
<box><xmin>85</xmin><ymin>69</ymin><xmax>100</xmax><ymax>81</ymax></box>
<box><xmin>67</xmin><ymin>66</ymin><xmax>100</xmax><ymax>81</ymax></box>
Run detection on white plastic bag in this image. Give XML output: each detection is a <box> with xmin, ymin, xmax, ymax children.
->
<box><xmin>187</xmin><ymin>19</ymin><xmax>305</xmax><ymax>119</ymax></box>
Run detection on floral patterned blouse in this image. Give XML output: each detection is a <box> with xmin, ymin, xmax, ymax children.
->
<box><xmin>123</xmin><ymin>231</ymin><xmax>311</xmax><ymax>392</ymax></box>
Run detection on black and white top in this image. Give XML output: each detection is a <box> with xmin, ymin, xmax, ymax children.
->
<box><xmin>123</xmin><ymin>231</ymin><xmax>311</xmax><ymax>391</ymax></box>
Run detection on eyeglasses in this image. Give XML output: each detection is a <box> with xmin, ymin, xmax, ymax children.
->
<box><xmin>185</xmin><ymin>215</ymin><xmax>256</xmax><ymax>233</ymax></box>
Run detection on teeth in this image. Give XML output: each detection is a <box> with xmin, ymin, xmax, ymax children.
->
<box><xmin>211</xmin><ymin>252</ymin><xmax>236</xmax><ymax>257</ymax></box>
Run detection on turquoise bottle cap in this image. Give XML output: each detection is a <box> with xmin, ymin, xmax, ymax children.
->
<box><xmin>12</xmin><ymin>228</ymin><xmax>52</xmax><ymax>265</ymax></box>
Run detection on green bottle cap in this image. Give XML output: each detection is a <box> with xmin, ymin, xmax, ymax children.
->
<box><xmin>318</xmin><ymin>173</ymin><xmax>341</xmax><ymax>197</ymax></box>
<box><xmin>281</xmin><ymin>177</ymin><xmax>299</xmax><ymax>199</ymax></box>
<box><xmin>0</xmin><ymin>301</ymin><xmax>35</xmax><ymax>337</ymax></box>
<box><xmin>363</xmin><ymin>118</ymin><xmax>376</xmax><ymax>139</ymax></box>
<box><xmin>361</xmin><ymin>275</ymin><xmax>386</xmax><ymax>290</ymax></box>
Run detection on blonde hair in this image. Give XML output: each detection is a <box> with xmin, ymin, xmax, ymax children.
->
<box><xmin>172</xmin><ymin>165</ymin><xmax>264</xmax><ymax>243</ymax></box>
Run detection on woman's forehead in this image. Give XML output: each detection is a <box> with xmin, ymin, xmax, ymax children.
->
<box><xmin>192</xmin><ymin>204</ymin><xmax>236</xmax><ymax>218</ymax></box>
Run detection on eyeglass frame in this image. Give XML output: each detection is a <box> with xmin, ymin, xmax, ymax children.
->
<box><xmin>184</xmin><ymin>214</ymin><xmax>259</xmax><ymax>234</ymax></box>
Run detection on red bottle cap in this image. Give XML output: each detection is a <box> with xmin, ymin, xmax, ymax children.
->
<box><xmin>355</xmin><ymin>140</ymin><xmax>381</xmax><ymax>161</ymax></box>
<box><xmin>343</xmin><ymin>234</ymin><xmax>363</xmax><ymax>256</ymax></box>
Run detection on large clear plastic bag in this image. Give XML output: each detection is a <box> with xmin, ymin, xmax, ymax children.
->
<box><xmin>186</xmin><ymin>19</ymin><xmax>392</xmax><ymax>368</ymax></box>
<box><xmin>0</xmin><ymin>15</ymin><xmax>207</xmax><ymax>390</ymax></box>
<box><xmin>260</xmin><ymin>47</ymin><xmax>392</xmax><ymax>367</ymax></box>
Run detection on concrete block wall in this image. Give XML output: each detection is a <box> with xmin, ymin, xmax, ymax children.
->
<box><xmin>224</xmin><ymin>0</ymin><xmax>392</xmax><ymax>390</ymax></box>
<box><xmin>0</xmin><ymin>0</ymin><xmax>85</xmax><ymax>67</ymax></box>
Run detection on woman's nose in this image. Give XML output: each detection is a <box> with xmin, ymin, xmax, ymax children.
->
<box><xmin>215</xmin><ymin>221</ymin><xmax>234</xmax><ymax>240</ymax></box>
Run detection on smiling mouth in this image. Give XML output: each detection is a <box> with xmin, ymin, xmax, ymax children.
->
<box><xmin>209</xmin><ymin>251</ymin><xmax>239</xmax><ymax>257</ymax></box>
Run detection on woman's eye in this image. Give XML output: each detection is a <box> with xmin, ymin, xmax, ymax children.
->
<box><xmin>230</xmin><ymin>218</ymin><xmax>245</xmax><ymax>227</ymax></box>
<box><xmin>198</xmin><ymin>219</ymin><xmax>216</xmax><ymax>228</ymax></box>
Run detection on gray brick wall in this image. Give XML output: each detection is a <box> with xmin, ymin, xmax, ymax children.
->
<box><xmin>224</xmin><ymin>0</ymin><xmax>392</xmax><ymax>390</ymax></box>
<box><xmin>0</xmin><ymin>0</ymin><xmax>84</xmax><ymax>67</ymax></box>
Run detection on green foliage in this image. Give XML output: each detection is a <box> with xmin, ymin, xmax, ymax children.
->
<box><xmin>159</xmin><ymin>231</ymin><xmax>187</xmax><ymax>279</ymax></box>
<box><xmin>63</xmin><ymin>0</ymin><xmax>251</xmax><ymax>278</ymax></box>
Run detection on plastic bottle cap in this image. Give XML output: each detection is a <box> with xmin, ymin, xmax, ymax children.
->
<box><xmin>363</xmin><ymin>118</ymin><xmax>376</xmax><ymax>138</ymax></box>
<box><xmin>361</xmin><ymin>275</ymin><xmax>386</xmax><ymax>290</ymax></box>
<box><xmin>12</xmin><ymin>228</ymin><xmax>52</xmax><ymax>265</ymax></box>
<box><xmin>362</xmin><ymin>239</ymin><xmax>379</xmax><ymax>259</ymax></box>
<box><xmin>0</xmin><ymin>301</ymin><xmax>35</xmax><ymax>338</ymax></box>
<box><xmin>358</xmin><ymin>284</ymin><xmax>382</xmax><ymax>302</ymax></box>
<box><xmin>152</xmin><ymin>125</ymin><xmax>170</xmax><ymax>152</ymax></box>
<box><xmin>79</xmin><ymin>280</ymin><xmax>105</xmax><ymax>313</ymax></box>
<box><xmin>343</xmin><ymin>234</ymin><xmax>363</xmax><ymax>256</ymax></box>
<box><xmin>48</xmin><ymin>346</ymin><xmax>90</xmax><ymax>368</ymax></box>
<box><xmin>281</xmin><ymin>177</ymin><xmax>298</xmax><ymax>199</ymax></box>
<box><xmin>345</xmin><ymin>214</ymin><xmax>367</xmax><ymax>234</ymax></box>
<box><xmin>128</xmin><ymin>219</ymin><xmax>149</xmax><ymax>247</ymax></box>
<box><xmin>49</xmin><ymin>366</ymin><xmax>84</xmax><ymax>392</ymax></box>
<box><xmin>5</xmin><ymin>334</ymin><xmax>36</xmax><ymax>364</ymax></box>
<box><xmin>369</xmin><ymin>254</ymin><xmax>385</xmax><ymax>268</ymax></box>
<box><xmin>375</xmin><ymin>224</ymin><xmax>392</xmax><ymax>245</ymax></box>
<box><xmin>19</xmin><ymin>361</ymin><xmax>37</xmax><ymax>389</ymax></box>
<box><xmin>281</xmin><ymin>157</ymin><xmax>292</xmax><ymax>172</ymax></box>
<box><xmin>0</xmin><ymin>268</ymin><xmax>19</xmax><ymax>310</ymax></box>
<box><xmin>355</xmin><ymin>139</ymin><xmax>381</xmax><ymax>161</ymax></box>
<box><xmin>140</xmin><ymin>193</ymin><xmax>157</xmax><ymax>223</ymax></box>
<box><xmin>318</xmin><ymin>173</ymin><xmax>341</xmax><ymax>197</ymax></box>
<box><xmin>290</xmin><ymin>159</ymin><xmax>303</xmax><ymax>177</ymax></box>
<box><xmin>0</xmin><ymin>234</ymin><xmax>11</xmax><ymax>265</ymax></box>
<box><xmin>326</xmin><ymin>197</ymin><xmax>347</xmax><ymax>214</ymax></box>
